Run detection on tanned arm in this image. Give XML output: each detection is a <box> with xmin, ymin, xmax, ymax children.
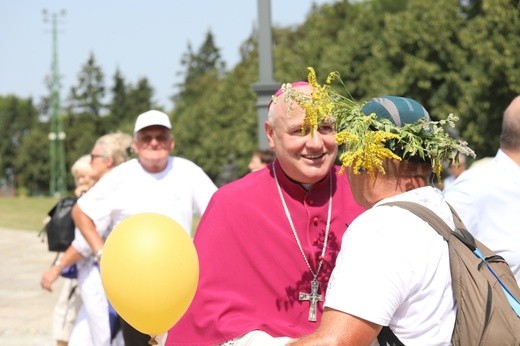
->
<box><xmin>288</xmin><ymin>308</ymin><xmax>381</xmax><ymax>346</ymax></box>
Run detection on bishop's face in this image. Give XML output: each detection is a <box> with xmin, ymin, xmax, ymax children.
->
<box><xmin>266</xmin><ymin>93</ymin><xmax>337</xmax><ymax>184</ymax></box>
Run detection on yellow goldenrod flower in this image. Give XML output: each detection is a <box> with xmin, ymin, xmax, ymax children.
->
<box><xmin>281</xmin><ymin>68</ymin><xmax>475</xmax><ymax>181</ymax></box>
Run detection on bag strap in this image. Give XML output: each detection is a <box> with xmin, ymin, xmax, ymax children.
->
<box><xmin>382</xmin><ymin>201</ymin><xmax>458</xmax><ymax>240</ymax></box>
<box><xmin>382</xmin><ymin>201</ymin><xmax>520</xmax><ymax>317</ymax></box>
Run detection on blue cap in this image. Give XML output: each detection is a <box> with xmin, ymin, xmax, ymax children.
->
<box><xmin>361</xmin><ymin>96</ymin><xmax>430</xmax><ymax>126</ymax></box>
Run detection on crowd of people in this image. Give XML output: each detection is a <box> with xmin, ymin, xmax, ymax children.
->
<box><xmin>40</xmin><ymin>72</ymin><xmax>520</xmax><ymax>345</ymax></box>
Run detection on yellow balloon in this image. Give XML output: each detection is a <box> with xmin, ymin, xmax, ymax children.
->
<box><xmin>100</xmin><ymin>213</ymin><xmax>199</xmax><ymax>336</ymax></box>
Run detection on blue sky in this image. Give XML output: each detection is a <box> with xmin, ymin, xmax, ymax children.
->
<box><xmin>0</xmin><ymin>0</ymin><xmax>332</xmax><ymax>111</ymax></box>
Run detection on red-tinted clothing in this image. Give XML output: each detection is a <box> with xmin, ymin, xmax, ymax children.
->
<box><xmin>167</xmin><ymin>161</ymin><xmax>364</xmax><ymax>345</ymax></box>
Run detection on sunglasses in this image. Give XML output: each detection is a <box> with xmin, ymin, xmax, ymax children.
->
<box><xmin>90</xmin><ymin>153</ymin><xmax>106</xmax><ymax>161</ymax></box>
<box><xmin>137</xmin><ymin>134</ymin><xmax>171</xmax><ymax>143</ymax></box>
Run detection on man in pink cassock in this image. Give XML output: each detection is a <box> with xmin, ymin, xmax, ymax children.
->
<box><xmin>166</xmin><ymin>82</ymin><xmax>364</xmax><ymax>345</ymax></box>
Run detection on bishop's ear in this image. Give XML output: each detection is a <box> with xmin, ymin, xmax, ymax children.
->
<box><xmin>265</xmin><ymin>121</ymin><xmax>276</xmax><ymax>149</ymax></box>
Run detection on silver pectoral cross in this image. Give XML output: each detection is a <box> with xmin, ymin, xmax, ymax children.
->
<box><xmin>299</xmin><ymin>278</ymin><xmax>323</xmax><ymax>322</ymax></box>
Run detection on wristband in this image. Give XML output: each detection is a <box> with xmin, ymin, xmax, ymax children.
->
<box><xmin>95</xmin><ymin>248</ymin><xmax>103</xmax><ymax>262</ymax></box>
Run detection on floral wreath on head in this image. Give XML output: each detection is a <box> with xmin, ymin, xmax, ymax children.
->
<box><xmin>277</xmin><ymin>67</ymin><xmax>475</xmax><ymax>181</ymax></box>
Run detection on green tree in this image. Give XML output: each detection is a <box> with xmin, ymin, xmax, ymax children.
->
<box><xmin>173</xmin><ymin>70</ymin><xmax>222</xmax><ymax>180</ymax></box>
<box><xmin>102</xmin><ymin>68</ymin><xmax>132</xmax><ymax>132</ymax></box>
<box><xmin>14</xmin><ymin>123</ymin><xmax>52</xmax><ymax>194</ymax></box>
<box><xmin>274</xmin><ymin>1</ymin><xmax>354</xmax><ymax>84</ymax></box>
<box><xmin>102</xmin><ymin>72</ymin><xmax>157</xmax><ymax>135</ymax></box>
<box><xmin>63</xmin><ymin>114</ymin><xmax>98</xmax><ymax>177</ymax></box>
<box><xmin>67</xmin><ymin>52</ymin><xmax>106</xmax><ymax>118</ymax></box>
<box><xmin>212</xmin><ymin>61</ymin><xmax>258</xmax><ymax>179</ymax></box>
<box><xmin>307</xmin><ymin>0</ymin><xmax>392</xmax><ymax>99</ymax></box>
<box><xmin>376</xmin><ymin>0</ymin><xmax>467</xmax><ymax>114</ymax></box>
<box><xmin>59</xmin><ymin>53</ymin><xmax>108</xmax><ymax>182</ymax></box>
<box><xmin>127</xmin><ymin>78</ymin><xmax>155</xmax><ymax>120</ymax></box>
<box><xmin>179</xmin><ymin>31</ymin><xmax>225</xmax><ymax>89</ymax></box>
<box><xmin>0</xmin><ymin>96</ymin><xmax>39</xmax><ymax>192</ymax></box>
<box><xmin>173</xmin><ymin>30</ymin><xmax>234</xmax><ymax>182</ymax></box>
<box><xmin>456</xmin><ymin>0</ymin><xmax>520</xmax><ymax>157</ymax></box>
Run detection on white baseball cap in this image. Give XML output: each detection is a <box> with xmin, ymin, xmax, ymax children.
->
<box><xmin>133</xmin><ymin>110</ymin><xmax>172</xmax><ymax>133</ymax></box>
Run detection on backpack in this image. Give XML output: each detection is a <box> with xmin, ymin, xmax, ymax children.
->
<box><xmin>379</xmin><ymin>201</ymin><xmax>520</xmax><ymax>346</ymax></box>
<box><xmin>40</xmin><ymin>196</ymin><xmax>77</xmax><ymax>252</ymax></box>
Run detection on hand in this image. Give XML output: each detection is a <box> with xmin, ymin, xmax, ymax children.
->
<box><xmin>40</xmin><ymin>265</ymin><xmax>61</xmax><ymax>292</ymax></box>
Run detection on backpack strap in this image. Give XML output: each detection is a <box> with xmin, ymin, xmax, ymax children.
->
<box><xmin>382</xmin><ymin>201</ymin><xmax>453</xmax><ymax>240</ymax></box>
<box><xmin>382</xmin><ymin>201</ymin><xmax>520</xmax><ymax>317</ymax></box>
<box><xmin>446</xmin><ymin>203</ymin><xmax>477</xmax><ymax>251</ymax></box>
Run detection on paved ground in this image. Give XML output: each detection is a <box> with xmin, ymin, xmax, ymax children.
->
<box><xmin>0</xmin><ymin>227</ymin><xmax>63</xmax><ymax>346</ymax></box>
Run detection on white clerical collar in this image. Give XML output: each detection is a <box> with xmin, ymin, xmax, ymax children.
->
<box><xmin>302</xmin><ymin>183</ymin><xmax>312</xmax><ymax>191</ymax></box>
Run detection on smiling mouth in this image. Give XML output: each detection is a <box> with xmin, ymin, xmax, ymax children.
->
<box><xmin>302</xmin><ymin>153</ymin><xmax>325</xmax><ymax>160</ymax></box>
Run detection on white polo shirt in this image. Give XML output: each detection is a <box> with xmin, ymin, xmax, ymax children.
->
<box><xmin>444</xmin><ymin>149</ymin><xmax>520</xmax><ymax>284</ymax></box>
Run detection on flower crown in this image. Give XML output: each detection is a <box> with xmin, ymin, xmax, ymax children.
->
<box><xmin>278</xmin><ymin>67</ymin><xmax>475</xmax><ymax>180</ymax></box>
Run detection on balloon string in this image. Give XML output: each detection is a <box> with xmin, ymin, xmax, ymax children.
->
<box><xmin>148</xmin><ymin>335</ymin><xmax>158</xmax><ymax>345</ymax></box>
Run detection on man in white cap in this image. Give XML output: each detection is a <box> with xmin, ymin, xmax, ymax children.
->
<box><xmin>71</xmin><ymin>109</ymin><xmax>218</xmax><ymax>346</ymax></box>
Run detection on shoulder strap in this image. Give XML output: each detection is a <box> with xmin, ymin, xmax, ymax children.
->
<box><xmin>382</xmin><ymin>201</ymin><xmax>478</xmax><ymax>250</ymax></box>
<box><xmin>381</xmin><ymin>201</ymin><xmax>454</xmax><ymax>239</ymax></box>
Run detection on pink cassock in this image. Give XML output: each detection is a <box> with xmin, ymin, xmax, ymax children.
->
<box><xmin>167</xmin><ymin>160</ymin><xmax>364</xmax><ymax>345</ymax></box>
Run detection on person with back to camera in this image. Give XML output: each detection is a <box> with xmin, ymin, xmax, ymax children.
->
<box><xmin>41</xmin><ymin>132</ymin><xmax>133</xmax><ymax>346</ymax></box>
<box><xmin>444</xmin><ymin>95</ymin><xmax>520</xmax><ymax>284</ymax></box>
<box><xmin>71</xmin><ymin>110</ymin><xmax>218</xmax><ymax>346</ymax></box>
<box><xmin>248</xmin><ymin>148</ymin><xmax>276</xmax><ymax>172</ymax></box>
<box><xmin>166</xmin><ymin>69</ymin><xmax>364</xmax><ymax>345</ymax></box>
<box><xmin>286</xmin><ymin>86</ymin><xmax>480</xmax><ymax>344</ymax></box>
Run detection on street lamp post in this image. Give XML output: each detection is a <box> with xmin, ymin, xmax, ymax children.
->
<box><xmin>252</xmin><ymin>0</ymin><xmax>279</xmax><ymax>150</ymax></box>
<box><xmin>43</xmin><ymin>9</ymin><xmax>67</xmax><ymax>197</ymax></box>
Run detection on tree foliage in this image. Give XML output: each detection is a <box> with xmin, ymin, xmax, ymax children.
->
<box><xmin>0</xmin><ymin>96</ymin><xmax>39</xmax><ymax>193</ymax></box>
<box><xmin>178</xmin><ymin>31</ymin><xmax>225</xmax><ymax>91</ymax></box>
<box><xmin>2</xmin><ymin>0</ymin><xmax>520</xmax><ymax>194</ymax></box>
<box><xmin>456</xmin><ymin>0</ymin><xmax>520</xmax><ymax>156</ymax></box>
<box><xmin>103</xmin><ymin>69</ymin><xmax>131</xmax><ymax>131</ymax></box>
<box><xmin>67</xmin><ymin>52</ymin><xmax>106</xmax><ymax>118</ymax></box>
<box><xmin>14</xmin><ymin>122</ymin><xmax>51</xmax><ymax>194</ymax></box>
<box><xmin>173</xmin><ymin>32</ymin><xmax>228</xmax><ymax>182</ymax></box>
